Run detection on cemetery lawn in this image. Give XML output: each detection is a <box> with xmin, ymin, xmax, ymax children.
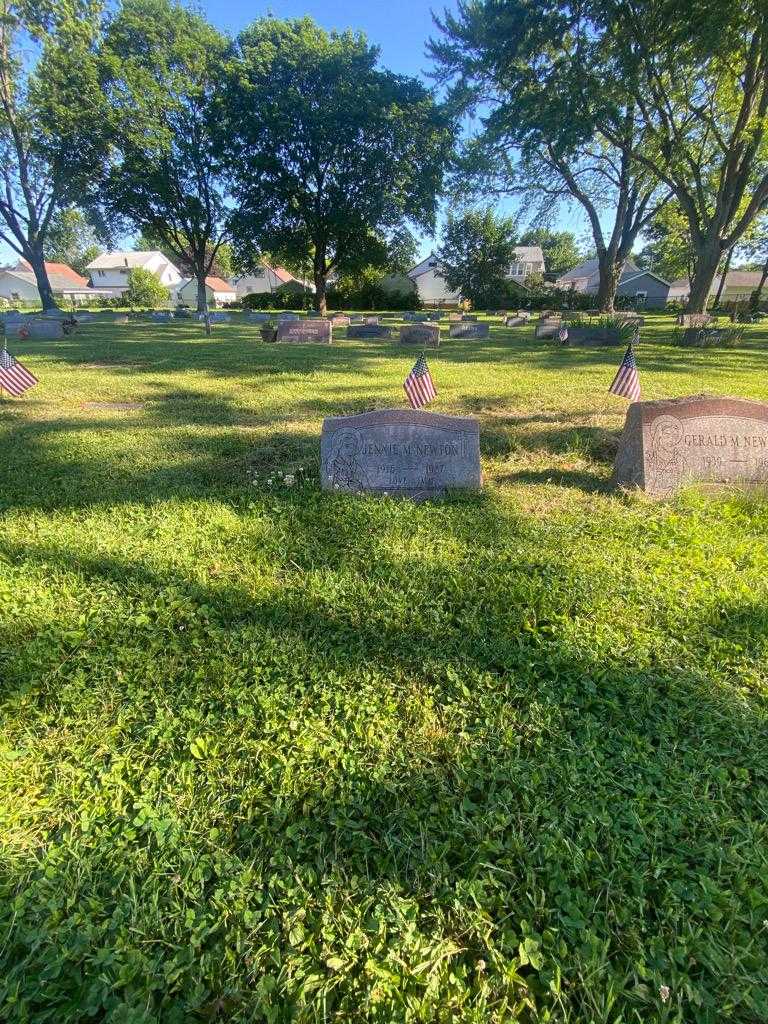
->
<box><xmin>2</xmin><ymin>312</ymin><xmax>768</xmax><ymax>1024</ymax></box>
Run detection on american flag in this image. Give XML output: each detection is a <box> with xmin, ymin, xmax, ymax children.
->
<box><xmin>403</xmin><ymin>352</ymin><xmax>436</xmax><ymax>409</ymax></box>
<box><xmin>0</xmin><ymin>346</ymin><xmax>37</xmax><ymax>396</ymax></box>
<box><xmin>608</xmin><ymin>343</ymin><xmax>640</xmax><ymax>401</ymax></box>
<box><xmin>557</xmin><ymin>325</ymin><xmax>569</xmax><ymax>343</ymax></box>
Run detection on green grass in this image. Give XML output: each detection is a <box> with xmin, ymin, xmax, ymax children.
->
<box><xmin>1</xmin><ymin>312</ymin><xmax>767</xmax><ymax>1023</ymax></box>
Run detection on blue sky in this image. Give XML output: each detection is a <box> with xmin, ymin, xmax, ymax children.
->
<box><xmin>1</xmin><ymin>0</ymin><xmax>593</xmax><ymax>267</ymax></box>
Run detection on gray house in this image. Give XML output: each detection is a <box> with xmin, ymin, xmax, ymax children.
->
<box><xmin>555</xmin><ymin>258</ymin><xmax>672</xmax><ymax>306</ymax></box>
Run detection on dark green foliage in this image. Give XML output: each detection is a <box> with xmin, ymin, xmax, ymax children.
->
<box><xmin>437</xmin><ymin>208</ymin><xmax>520</xmax><ymax>308</ymax></box>
<box><xmin>123</xmin><ymin>266</ymin><xmax>169</xmax><ymax>308</ymax></box>
<box><xmin>220</xmin><ymin>17</ymin><xmax>454</xmax><ymax>310</ymax></box>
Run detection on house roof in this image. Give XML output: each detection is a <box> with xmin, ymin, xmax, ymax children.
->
<box><xmin>557</xmin><ymin>257</ymin><xmax>641</xmax><ymax>283</ymax></box>
<box><xmin>718</xmin><ymin>270</ymin><xmax>764</xmax><ymax>288</ymax></box>
<box><xmin>205</xmin><ymin>276</ymin><xmax>235</xmax><ymax>292</ymax></box>
<box><xmin>179</xmin><ymin>276</ymin><xmax>236</xmax><ymax>292</ymax></box>
<box><xmin>86</xmin><ymin>250</ymin><xmax>167</xmax><ymax>270</ymax></box>
<box><xmin>512</xmin><ymin>245</ymin><xmax>545</xmax><ymax>264</ymax></box>
<box><xmin>0</xmin><ymin>268</ymin><xmax>94</xmax><ymax>292</ymax></box>
<box><xmin>17</xmin><ymin>259</ymin><xmax>88</xmax><ymax>287</ymax></box>
<box><xmin>620</xmin><ymin>269</ymin><xmax>672</xmax><ymax>288</ymax></box>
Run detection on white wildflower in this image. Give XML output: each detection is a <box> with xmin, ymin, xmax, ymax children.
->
<box><xmin>659</xmin><ymin>985</ymin><xmax>670</xmax><ymax>1003</ymax></box>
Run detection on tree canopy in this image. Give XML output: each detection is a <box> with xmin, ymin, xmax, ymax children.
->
<box><xmin>437</xmin><ymin>207</ymin><xmax>519</xmax><ymax>308</ymax></box>
<box><xmin>0</xmin><ymin>0</ymin><xmax>111</xmax><ymax>309</ymax></box>
<box><xmin>220</xmin><ymin>18</ymin><xmax>454</xmax><ymax>312</ymax></box>
<box><xmin>100</xmin><ymin>0</ymin><xmax>230</xmax><ymax>323</ymax></box>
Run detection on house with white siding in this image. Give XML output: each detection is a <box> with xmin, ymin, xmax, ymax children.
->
<box><xmin>0</xmin><ymin>260</ymin><xmax>96</xmax><ymax>305</ymax></box>
<box><xmin>234</xmin><ymin>264</ymin><xmax>308</xmax><ymax>298</ymax></box>
<box><xmin>174</xmin><ymin>276</ymin><xmax>236</xmax><ymax>307</ymax></box>
<box><xmin>405</xmin><ymin>247</ymin><xmax>546</xmax><ymax>306</ymax></box>
<box><xmin>86</xmin><ymin>251</ymin><xmax>182</xmax><ymax>297</ymax></box>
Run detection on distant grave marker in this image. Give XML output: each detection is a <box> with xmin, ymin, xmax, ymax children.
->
<box><xmin>276</xmin><ymin>319</ymin><xmax>332</xmax><ymax>344</ymax></box>
<box><xmin>449</xmin><ymin>322</ymin><xmax>489</xmax><ymax>339</ymax></box>
<box><xmin>347</xmin><ymin>324</ymin><xmax>392</xmax><ymax>339</ymax></box>
<box><xmin>399</xmin><ymin>323</ymin><xmax>440</xmax><ymax>348</ymax></box>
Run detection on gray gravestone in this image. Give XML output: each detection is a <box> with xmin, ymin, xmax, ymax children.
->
<box><xmin>347</xmin><ymin>324</ymin><xmax>392</xmax><ymax>339</ymax></box>
<box><xmin>614</xmin><ymin>395</ymin><xmax>768</xmax><ymax>496</ymax></box>
<box><xmin>535</xmin><ymin>318</ymin><xmax>561</xmax><ymax>339</ymax></box>
<box><xmin>276</xmin><ymin>319</ymin><xmax>332</xmax><ymax>344</ymax></box>
<box><xmin>248</xmin><ymin>312</ymin><xmax>271</xmax><ymax>323</ymax></box>
<box><xmin>449</xmin><ymin>322</ymin><xmax>490</xmax><ymax>339</ymax></box>
<box><xmin>330</xmin><ymin>314</ymin><xmax>351</xmax><ymax>326</ymax></box>
<box><xmin>19</xmin><ymin>319</ymin><xmax>64</xmax><ymax>339</ymax></box>
<box><xmin>321</xmin><ymin>408</ymin><xmax>481</xmax><ymax>500</ymax></box>
<box><xmin>399</xmin><ymin>323</ymin><xmax>440</xmax><ymax>348</ymax></box>
<box><xmin>505</xmin><ymin>316</ymin><xmax>527</xmax><ymax>327</ymax></box>
<box><xmin>564</xmin><ymin>327</ymin><xmax>623</xmax><ymax>346</ymax></box>
<box><xmin>278</xmin><ymin>312</ymin><xmax>300</xmax><ymax>321</ymax></box>
<box><xmin>461</xmin><ymin>314</ymin><xmax>478</xmax><ymax>322</ymax></box>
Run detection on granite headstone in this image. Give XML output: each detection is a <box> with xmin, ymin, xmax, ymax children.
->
<box><xmin>614</xmin><ymin>395</ymin><xmax>768</xmax><ymax>495</ymax></box>
<box><xmin>276</xmin><ymin>319</ymin><xmax>332</xmax><ymax>344</ymax></box>
<box><xmin>347</xmin><ymin>324</ymin><xmax>392</xmax><ymax>339</ymax></box>
<box><xmin>399</xmin><ymin>324</ymin><xmax>440</xmax><ymax>348</ymax></box>
<box><xmin>449</xmin><ymin>322</ymin><xmax>490</xmax><ymax>339</ymax></box>
<box><xmin>321</xmin><ymin>408</ymin><xmax>481</xmax><ymax>499</ymax></box>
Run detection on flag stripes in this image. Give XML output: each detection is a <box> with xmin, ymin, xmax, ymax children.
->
<box><xmin>0</xmin><ymin>347</ymin><xmax>38</xmax><ymax>396</ymax></box>
<box><xmin>608</xmin><ymin>343</ymin><xmax>640</xmax><ymax>401</ymax></box>
<box><xmin>403</xmin><ymin>352</ymin><xmax>436</xmax><ymax>409</ymax></box>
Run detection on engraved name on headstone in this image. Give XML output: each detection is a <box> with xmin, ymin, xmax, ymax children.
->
<box><xmin>399</xmin><ymin>324</ymin><xmax>440</xmax><ymax>348</ymax></box>
<box><xmin>276</xmin><ymin>319</ymin><xmax>332</xmax><ymax>344</ymax></box>
<box><xmin>614</xmin><ymin>395</ymin><xmax>768</xmax><ymax>495</ymax></box>
<box><xmin>321</xmin><ymin>408</ymin><xmax>481</xmax><ymax>499</ymax></box>
<box><xmin>448</xmin><ymin>322</ymin><xmax>490</xmax><ymax>339</ymax></box>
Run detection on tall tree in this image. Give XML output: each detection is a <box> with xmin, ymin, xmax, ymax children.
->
<box><xmin>593</xmin><ymin>0</ymin><xmax>768</xmax><ymax>311</ymax></box>
<box><xmin>101</xmin><ymin>0</ymin><xmax>229</xmax><ymax>330</ymax></box>
<box><xmin>134</xmin><ymin>229</ymin><xmax>234</xmax><ymax>281</ymax></box>
<box><xmin>635</xmin><ymin>203</ymin><xmax>695</xmax><ymax>283</ymax></box>
<box><xmin>221</xmin><ymin>18</ymin><xmax>453</xmax><ymax>314</ymax></box>
<box><xmin>0</xmin><ymin>0</ymin><xmax>110</xmax><ymax>310</ymax></box>
<box><xmin>431</xmin><ymin>2</ymin><xmax>670</xmax><ymax>311</ymax></box>
<box><xmin>45</xmin><ymin>207</ymin><xmax>105</xmax><ymax>276</ymax></box>
<box><xmin>519</xmin><ymin>228</ymin><xmax>582</xmax><ymax>274</ymax></box>
<box><xmin>437</xmin><ymin>207</ymin><xmax>519</xmax><ymax>308</ymax></box>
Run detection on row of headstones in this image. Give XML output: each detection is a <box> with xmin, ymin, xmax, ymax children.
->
<box><xmin>320</xmin><ymin>396</ymin><xmax>768</xmax><ymax>500</ymax></box>
<box><xmin>269</xmin><ymin>319</ymin><xmax>494</xmax><ymax>344</ymax></box>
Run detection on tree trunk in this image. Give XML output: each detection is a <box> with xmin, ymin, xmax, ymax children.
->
<box><xmin>196</xmin><ymin>271</ymin><xmax>211</xmax><ymax>337</ymax></box>
<box><xmin>687</xmin><ymin>238</ymin><xmax>723</xmax><ymax>313</ymax></box>
<box><xmin>753</xmin><ymin>256</ymin><xmax>768</xmax><ymax>307</ymax></box>
<box><xmin>26</xmin><ymin>245</ymin><xmax>60</xmax><ymax>313</ymax></box>
<box><xmin>595</xmin><ymin>255</ymin><xmax>622</xmax><ymax>313</ymax></box>
<box><xmin>712</xmin><ymin>246</ymin><xmax>733</xmax><ymax>308</ymax></box>
<box><xmin>314</xmin><ymin>271</ymin><xmax>327</xmax><ymax>315</ymax></box>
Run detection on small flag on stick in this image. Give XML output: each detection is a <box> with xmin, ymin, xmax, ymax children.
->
<box><xmin>403</xmin><ymin>351</ymin><xmax>436</xmax><ymax>409</ymax></box>
<box><xmin>608</xmin><ymin>342</ymin><xmax>640</xmax><ymax>401</ymax></box>
<box><xmin>557</xmin><ymin>325</ymin><xmax>569</xmax><ymax>344</ymax></box>
<box><xmin>0</xmin><ymin>345</ymin><xmax>38</xmax><ymax>397</ymax></box>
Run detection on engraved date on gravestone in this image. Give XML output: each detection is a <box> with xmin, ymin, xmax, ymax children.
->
<box><xmin>321</xmin><ymin>409</ymin><xmax>481</xmax><ymax>499</ymax></box>
<box><xmin>614</xmin><ymin>395</ymin><xmax>768</xmax><ymax>495</ymax></box>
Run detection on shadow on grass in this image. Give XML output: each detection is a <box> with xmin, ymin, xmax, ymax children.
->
<box><xmin>1</xmin><ymin>492</ymin><xmax>767</xmax><ymax>1020</ymax></box>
